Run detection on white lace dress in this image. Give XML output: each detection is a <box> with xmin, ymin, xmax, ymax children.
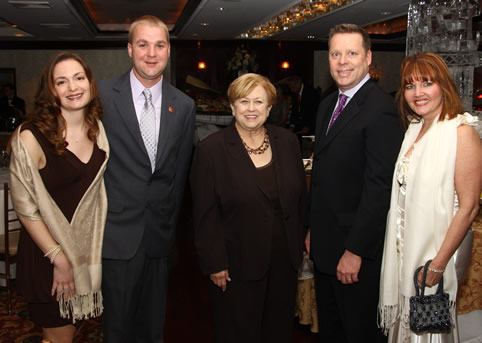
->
<box><xmin>388</xmin><ymin>154</ymin><xmax>458</xmax><ymax>343</ymax></box>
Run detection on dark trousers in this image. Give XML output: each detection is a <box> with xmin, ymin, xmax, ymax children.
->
<box><xmin>209</xmin><ymin>220</ymin><xmax>298</xmax><ymax>343</ymax></box>
<box><xmin>314</xmin><ymin>264</ymin><xmax>387</xmax><ymax>343</ymax></box>
<box><xmin>102</xmin><ymin>237</ymin><xmax>169</xmax><ymax>343</ymax></box>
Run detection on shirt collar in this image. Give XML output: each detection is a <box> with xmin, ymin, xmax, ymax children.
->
<box><xmin>338</xmin><ymin>73</ymin><xmax>370</xmax><ymax>99</ymax></box>
<box><xmin>130</xmin><ymin>69</ymin><xmax>163</xmax><ymax>104</ymax></box>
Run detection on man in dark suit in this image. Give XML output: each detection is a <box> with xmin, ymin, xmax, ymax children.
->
<box><xmin>98</xmin><ymin>15</ymin><xmax>195</xmax><ymax>343</ymax></box>
<box><xmin>306</xmin><ymin>24</ymin><xmax>403</xmax><ymax>343</ymax></box>
<box><xmin>287</xmin><ymin>75</ymin><xmax>319</xmax><ymax>135</ymax></box>
<box><xmin>0</xmin><ymin>83</ymin><xmax>25</xmax><ymax>131</ymax></box>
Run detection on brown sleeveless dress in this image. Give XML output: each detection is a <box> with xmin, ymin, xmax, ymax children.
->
<box><xmin>16</xmin><ymin>122</ymin><xmax>106</xmax><ymax>328</ymax></box>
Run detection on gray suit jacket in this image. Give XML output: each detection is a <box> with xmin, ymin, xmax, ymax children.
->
<box><xmin>99</xmin><ymin>71</ymin><xmax>196</xmax><ymax>259</ymax></box>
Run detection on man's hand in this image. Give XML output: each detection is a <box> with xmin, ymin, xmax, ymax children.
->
<box><xmin>336</xmin><ymin>250</ymin><xmax>361</xmax><ymax>285</ymax></box>
<box><xmin>210</xmin><ymin>269</ymin><xmax>231</xmax><ymax>292</ymax></box>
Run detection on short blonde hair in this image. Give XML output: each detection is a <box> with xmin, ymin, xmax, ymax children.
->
<box><xmin>227</xmin><ymin>73</ymin><xmax>276</xmax><ymax>106</ymax></box>
<box><xmin>128</xmin><ymin>15</ymin><xmax>170</xmax><ymax>43</ymax></box>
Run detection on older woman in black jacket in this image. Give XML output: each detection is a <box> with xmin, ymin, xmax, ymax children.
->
<box><xmin>191</xmin><ymin>73</ymin><xmax>307</xmax><ymax>343</ymax></box>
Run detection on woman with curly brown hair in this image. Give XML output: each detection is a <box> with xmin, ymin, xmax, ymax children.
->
<box><xmin>9</xmin><ymin>51</ymin><xmax>109</xmax><ymax>343</ymax></box>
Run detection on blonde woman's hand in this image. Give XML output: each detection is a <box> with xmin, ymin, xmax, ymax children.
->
<box><xmin>51</xmin><ymin>251</ymin><xmax>76</xmax><ymax>301</ymax></box>
<box><xmin>210</xmin><ymin>270</ymin><xmax>231</xmax><ymax>292</ymax></box>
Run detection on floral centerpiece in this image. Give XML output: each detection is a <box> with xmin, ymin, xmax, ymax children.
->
<box><xmin>227</xmin><ymin>45</ymin><xmax>259</xmax><ymax>76</ymax></box>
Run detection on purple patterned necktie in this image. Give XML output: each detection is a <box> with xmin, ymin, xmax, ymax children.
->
<box><xmin>327</xmin><ymin>93</ymin><xmax>348</xmax><ymax>133</ymax></box>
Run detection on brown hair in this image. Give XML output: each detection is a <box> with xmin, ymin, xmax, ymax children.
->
<box><xmin>396</xmin><ymin>52</ymin><xmax>462</xmax><ymax>128</ymax></box>
<box><xmin>227</xmin><ymin>73</ymin><xmax>276</xmax><ymax>106</ymax></box>
<box><xmin>328</xmin><ymin>23</ymin><xmax>371</xmax><ymax>52</ymax></box>
<box><xmin>128</xmin><ymin>15</ymin><xmax>170</xmax><ymax>43</ymax></box>
<box><xmin>27</xmin><ymin>51</ymin><xmax>102</xmax><ymax>154</ymax></box>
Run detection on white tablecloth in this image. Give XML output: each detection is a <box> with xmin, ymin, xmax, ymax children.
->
<box><xmin>194</xmin><ymin>114</ymin><xmax>233</xmax><ymax>144</ymax></box>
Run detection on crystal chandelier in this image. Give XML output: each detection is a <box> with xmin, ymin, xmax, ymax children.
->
<box><xmin>239</xmin><ymin>0</ymin><xmax>365</xmax><ymax>39</ymax></box>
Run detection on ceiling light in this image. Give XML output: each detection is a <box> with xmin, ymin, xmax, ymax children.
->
<box><xmin>8</xmin><ymin>0</ymin><xmax>51</xmax><ymax>9</ymax></box>
<box><xmin>200</xmin><ymin>22</ymin><xmax>209</xmax><ymax>26</ymax></box>
<box><xmin>307</xmin><ymin>35</ymin><xmax>315</xmax><ymax>39</ymax></box>
<box><xmin>363</xmin><ymin>15</ymin><xmax>407</xmax><ymax>35</ymax></box>
<box><xmin>380</xmin><ymin>11</ymin><xmax>392</xmax><ymax>16</ymax></box>
<box><xmin>241</xmin><ymin>0</ymin><xmax>365</xmax><ymax>39</ymax></box>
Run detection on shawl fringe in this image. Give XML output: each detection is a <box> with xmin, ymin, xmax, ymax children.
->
<box><xmin>59</xmin><ymin>291</ymin><xmax>104</xmax><ymax>323</ymax></box>
<box><xmin>378</xmin><ymin>304</ymin><xmax>398</xmax><ymax>335</ymax></box>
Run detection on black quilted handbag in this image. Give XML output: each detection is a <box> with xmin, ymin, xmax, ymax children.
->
<box><xmin>409</xmin><ymin>260</ymin><xmax>452</xmax><ymax>333</ymax></box>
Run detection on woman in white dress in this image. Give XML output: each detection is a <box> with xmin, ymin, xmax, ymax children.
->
<box><xmin>378</xmin><ymin>52</ymin><xmax>481</xmax><ymax>343</ymax></box>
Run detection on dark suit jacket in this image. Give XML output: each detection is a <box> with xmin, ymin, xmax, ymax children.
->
<box><xmin>309</xmin><ymin>79</ymin><xmax>403</xmax><ymax>275</ymax></box>
<box><xmin>99</xmin><ymin>72</ymin><xmax>196</xmax><ymax>259</ymax></box>
<box><xmin>0</xmin><ymin>95</ymin><xmax>25</xmax><ymax>116</ymax></box>
<box><xmin>290</xmin><ymin>83</ymin><xmax>319</xmax><ymax>133</ymax></box>
<box><xmin>191</xmin><ymin>124</ymin><xmax>307</xmax><ymax>280</ymax></box>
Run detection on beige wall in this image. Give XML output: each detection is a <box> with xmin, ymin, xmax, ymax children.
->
<box><xmin>0</xmin><ymin>49</ymin><xmax>171</xmax><ymax>113</ymax></box>
<box><xmin>314</xmin><ymin>50</ymin><xmax>405</xmax><ymax>95</ymax></box>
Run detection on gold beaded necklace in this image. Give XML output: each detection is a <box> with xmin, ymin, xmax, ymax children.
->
<box><xmin>241</xmin><ymin>127</ymin><xmax>270</xmax><ymax>155</ymax></box>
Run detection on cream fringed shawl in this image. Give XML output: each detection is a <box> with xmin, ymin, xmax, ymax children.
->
<box><xmin>9</xmin><ymin>121</ymin><xmax>109</xmax><ymax>322</ymax></box>
<box><xmin>378</xmin><ymin>113</ymin><xmax>478</xmax><ymax>335</ymax></box>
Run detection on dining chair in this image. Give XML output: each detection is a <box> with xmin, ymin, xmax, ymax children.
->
<box><xmin>0</xmin><ymin>182</ymin><xmax>21</xmax><ymax>315</ymax></box>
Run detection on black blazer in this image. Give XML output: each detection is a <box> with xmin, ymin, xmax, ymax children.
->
<box><xmin>290</xmin><ymin>83</ymin><xmax>319</xmax><ymax>133</ymax></box>
<box><xmin>309</xmin><ymin>79</ymin><xmax>403</xmax><ymax>275</ymax></box>
<box><xmin>99</xmin><ymin>72</ymin><xmax>196</xmax><ymax>259</ymax></box>
<box><xmin>191</xmin><ymin>124</ymin><xmax>307</xmax><ymax>280</ymax></box>
<box><xmin>0</xmin><ymin>95</ymin><xmax>25</xmax><ymax>116</ymax></box>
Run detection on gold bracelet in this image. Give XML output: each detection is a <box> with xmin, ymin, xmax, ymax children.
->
<box><xmin>428</xmin><ymin>266</ymin><xmax>445</xmax><ymax>273</ymax></box>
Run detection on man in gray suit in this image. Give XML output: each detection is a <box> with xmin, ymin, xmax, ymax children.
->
<box><xmin>98</xmin><ymin>15</ymin><xmax>195</xmax><ymax>343</ymax></box>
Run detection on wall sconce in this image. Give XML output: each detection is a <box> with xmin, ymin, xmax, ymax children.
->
<box><xmin>198</xmin><ymin>61</ymin><xmax>207</xmax><ymax>70</ymax></box>
<box><xmin>281</xmin><ymin>61</ymin><xmax>290</xmax><ymax>69</ymax></box>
